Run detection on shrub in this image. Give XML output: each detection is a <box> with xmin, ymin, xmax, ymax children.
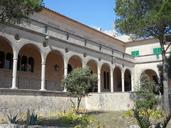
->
<box><xmin>57</xmin><ymin>111</ymin><xmax>92</xmax><ymax>127</ymax></box>
<box><xmin>63</xmin><ymin>67</ymin><xmax>97</xmax><ymax>113</ymax></box>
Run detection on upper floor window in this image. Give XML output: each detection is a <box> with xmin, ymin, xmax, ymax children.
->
<box><xmin>153</xmin><ymin>47</ymin><xmax>161</xmax><ymax>59</ymax></box>
<box><xmin>131</xmin><ymin>50</ymin><xmax>139</xmax><ymax>57</ymax></box>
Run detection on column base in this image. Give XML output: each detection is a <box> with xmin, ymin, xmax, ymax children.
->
<box><xmin>63</xmin><ymin>89</ymin><xmax>67</xmax><ymax>92</ymax></box>
<box><xmin>11</xmin><ymin>87</ymin><xmax>18</xmax><ymax>89</ymax></box>
<box><xmin>40</xmin><ymin>88</ymin><xmax>46</xmax><ymax>91</ymax></box>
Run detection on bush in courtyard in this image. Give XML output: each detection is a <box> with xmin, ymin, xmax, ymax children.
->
<box><xmin>63</xmin><ymin>67</ymin><xmax>97</xmax><ymax>113</ymax></box>
<box><xmin>134</xmin><ymin>73</ymin><xmax>159</xmax><ymax>110</ymax></box>
<box><xmin>57</xmin><ymin>111</ymin><xmax>93</xmax><ymax>127</ymax></box>
<box><xmin>133</xmin><ymin>73</ymin><xmax>171</xmax><ymax>128</ymax></box>
<box><xmin>123</xmin><ymin>109</ymin><xmax>164</xmax><ymax>120</ymax></box>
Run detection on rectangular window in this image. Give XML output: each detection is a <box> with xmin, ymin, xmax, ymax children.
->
<box><xmin>153</xmin><ymin>47</ymin><xmax>161</xmax><ymax>59</ymax></box>
<box><xmin>131</xmin><ymin>50</ymin><xmax>139</xmax><ymax>57</ymax></box>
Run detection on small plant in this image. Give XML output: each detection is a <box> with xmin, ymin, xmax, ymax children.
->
<box><xmin>26</xmin><ymin>109</ymin><xmax>38</xmax><ymax>125</ymax></box>
<box><xmin>57</xmin><ymin>111</ymin><xmax>92</xmax><ymax>127</ymax></box>
<box><xmin>7</xmin><ymin>113</ymin><xmax>18</xmax><ymax>124</ymax></box>
<box><xmin>123</xmin><ymin>110</ymin><xmax>134</xmax><ymax>118</ymax></box>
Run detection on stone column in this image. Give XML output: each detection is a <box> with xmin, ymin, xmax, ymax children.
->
<box><xmin>41</xmin><ymin>63</ymin><xmax>46</xmax><ymax>91</ymax></box>
<box><xmin>110</xmin><ymin>66</ymin><xmax>114</xmax><ymax>93</ymax></box>
<box><xmin>63</xmin><ymin>57</ymin><xmax>68</xmax><ymax>92</ymax></box>
<box><xmin>122</xmin><ymin>70</ymin><xmax>125</xmax><ymax>92</ymax></box>
<box><xmin>131</xmin><ymin>71</ymin><xmax>134</xmax><ymax>91</ymax></box>
<box><xmin>11</xmin><ymin>53</ymin><xmax>18</xmax><ymax>89</ymax></box>
<box><xmin>82</xmin><ymin>60</ymin><xmax>87</xmax><ymax>68</ymax></box>
<box><xmin>97</xmin><ymin>64</ymin><xmax>102</xmax><ymax>93</ymax></box>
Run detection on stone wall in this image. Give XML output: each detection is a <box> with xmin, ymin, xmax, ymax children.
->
<box><xmin>85</xmin><ymin>92</ymin><xmax>134</xmax><ymax>111</ymax></box>
<box><xmin>0</xmin><ymin>89</ymin><xmax>133</xmax><ymax>117</ymax></box>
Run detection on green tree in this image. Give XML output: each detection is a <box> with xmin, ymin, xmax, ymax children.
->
<box><xmin>115</xmin><ymin>0</ymin><xmax>171</xmax><ymax>113</ymax></box>
<box><xmin>63</xmin><ymin>67</ymin><xmax>97</xmax><ymax>113</ymax></box>
<box><xmin>135</xmin><ymin>73</ymin><xmax>158</xmax><ymax>110</ymax></box>
<box><xmin>0</xmin><ymin>0</ymin><xmax>43</xmax><ymax>24</ymax></box>
<box><xmin>133</xmin><ymin>73</ymin><xmax>171</xmax><ymax>128</ymax></box>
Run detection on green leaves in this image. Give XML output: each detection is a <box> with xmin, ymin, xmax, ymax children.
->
<box><xmin>135</xmin><ymin>73</ymin><xmax>158</xmax><ymax>110</ymax></box>
<box><xmin>115</xmin><ymin>0</ymin><xmax>171</xmax><ymax>39</ymax></box>
<box><xmin>63</xmin><ymin>67</ymin><xmax>97</xmax><ymax>97</ymax></box>
<box><xmin>63</xmin><ymin>67</ymin><xmax>97</xmax><ymax>112</ymax></box>
<box><xmin>0</xmin><ymin>0</ymin><xmax>43</xmax><ymax>24</ymax></box>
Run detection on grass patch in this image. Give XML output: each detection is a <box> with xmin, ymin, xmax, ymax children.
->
<box><xmin>1</xmin><ymin>111</ymin><xmax>169</xmax><ymax>128</ymax></box>
<box><xmin>88</xmin><ymin>111</ymin><xmax>136</xmax><ymax>128</ymax></box>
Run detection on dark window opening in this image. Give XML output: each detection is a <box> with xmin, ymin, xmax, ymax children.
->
<box><xmin>6</xmin><ymin>53</ymin><xmax>13</xmax><ymax>69</ymax></box>
<box><xmin>104</xmin><ymin>71</ymin><xmax>110</xmax><ymax>90</ymax></box>
<box><xmin>28</xmin><ymin>57</ymin><xmax>34</xmax><ymax>72</ymax></box>
<box><xmin>104</xmin><ymin>72</ymin><xmax>106</xmax><ymax>89</ymax></box>
<box><xmin>107</xmin><ymin>72</ymin><xmax>110</xmax><ymax>89</ymax></box>
<box><xmin>21</xmin><ymin>56</ymin><xmax>27</xmax><ymax>71</ymax></box>
<box><xmin>17</xmin><ymin>55</ymin><xmax>21</xmax><ymax>71</ymax></box>
<box><xmin>67</xmin><ymin>64</ymin><xmax>73</xmax><ymax>74</ymax></box>
<box><xmin>0</xmin><ymin>51</ymin><xmax>5</xmax><ymax>68</ymax></box>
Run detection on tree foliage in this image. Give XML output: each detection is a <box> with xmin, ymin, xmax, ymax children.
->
<box><xmin>0</xmin><ymin>0</ymin><xmax>43</xmax><ymax>24</ymax></box>
<box><xmin>135</xmin><ymin>73</ymin><xmax>158</xmax><ymax>110</ymax></box>
<box><xmin>115</xmin><ymin>0</ymin><xmax>171</xmax><ymax>39</ymax></box>
<box><xmin>115</xmin><ymin>0</ymin><xmax>171</xmax><ymax>113</ymax></box>
<box><xmin>63</xmin><ymin>67</ymin><xmax>97</xmax><ymax>112</ymax></box>
<box><xmin>133</xmin><ymin>73</ymin><xmax>171</xmax><ymax>128</ymax></box>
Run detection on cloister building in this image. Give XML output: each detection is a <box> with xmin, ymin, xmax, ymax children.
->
<box><xmin>0</xmin><ymin>8</ymin><xmax>169</xmax><ymax>112</ymax></box>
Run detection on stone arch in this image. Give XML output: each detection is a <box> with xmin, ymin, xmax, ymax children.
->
<box><xmin>45</xmin><ymin>50</ymin><xmax>64</xmax><ymax>91</ymax></box>
<box><xmin>113</xmin><ymin>66</ymin><xmax>122</xmax><ymax>92</ymax></box>
<box><xmin>68</xmin><ymin>55</ymin><xmax>82</xmax><ymax>74</ymax></box>
<box><xmin>0</xmin><ymin>36</ymin><xmax>13</xmax><ymax>88</ymax></box>
<box><xmin>124</xmin><ymin>69</ymin><xmax>131</xmax><ymax>91</ymax></box>
<box><xmin>101</xmin><ymin>63</ymin><xmax>110</xmax><ymax>92</ymax></box>
<box><xmin>87</xmin><ymin>59</ymin><xmax>98</xmax><ymax>92</ymax></box>
<box><xmin>141</xmin><ymin>69</ymin><xmax>158</xmax><ymax>84</ymax></box>
<box><xmin>18</xmin><ymin>43</ymin><xmax>41</xmax><ymax>90</ymax></box>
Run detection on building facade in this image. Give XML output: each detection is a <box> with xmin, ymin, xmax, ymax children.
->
<box><xmin>0</xmin><ymin>8</ymin><xmax>169</xmax><ymax>112</ymax></box>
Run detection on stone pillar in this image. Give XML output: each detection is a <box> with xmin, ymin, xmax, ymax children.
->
<box><xmin>110</xmin><ymin>66</ymin><xmax>114</xmax><ymax>93</ymax></box>
<box><xmin>122</xmin><ymin>70</ymin><xmax>125</xmax><ymax>92</ymax></box>
<box><xmin>97</xmin><ymin>64</ymin><xmax>102</xmax><ymax>93</ymax></box>
<box><xmin>82</xmin><ymin>60</ymin><xmax>87</xmax><ymax>68</ymax></box>
<box><xmin>11</xmin><ymin>54</ymin><xmax>18</xmax><ymax>89</ymax></box>
<box><xmin>63</xmin><ymin>57</ymin><xmax>68</xmax><ymax>92</ymax></box>
<box><xmin>131</xmin><ymin>71</ymin><xmax>134</xmax><ymax>91</ymax></box>
<box><xmin>41</xmin><ymin>62</ymin><xmax>46</xmax><ymax>91</ymax></box>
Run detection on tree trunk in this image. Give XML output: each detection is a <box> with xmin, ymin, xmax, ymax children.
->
<box><xmin>76</xmin><ymin>97</ymin><xmax>82</xmax><ymax>113</ymax></box>
<box><xmin>160</xmin><ymin>41</ymin><xmax>170</xmax><ymax>114</ymax></box>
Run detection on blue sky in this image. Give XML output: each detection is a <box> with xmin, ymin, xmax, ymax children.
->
<box><xmin>44</xmin><ymin>0</ymin><xmax>116</xmax><ymax>31</ymax></box>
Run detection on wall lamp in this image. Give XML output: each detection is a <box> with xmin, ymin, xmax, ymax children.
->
<box><xmin>43</xmin><ymin>35</ymin><xmax>49</xmax><ymax>47</ymax></box>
